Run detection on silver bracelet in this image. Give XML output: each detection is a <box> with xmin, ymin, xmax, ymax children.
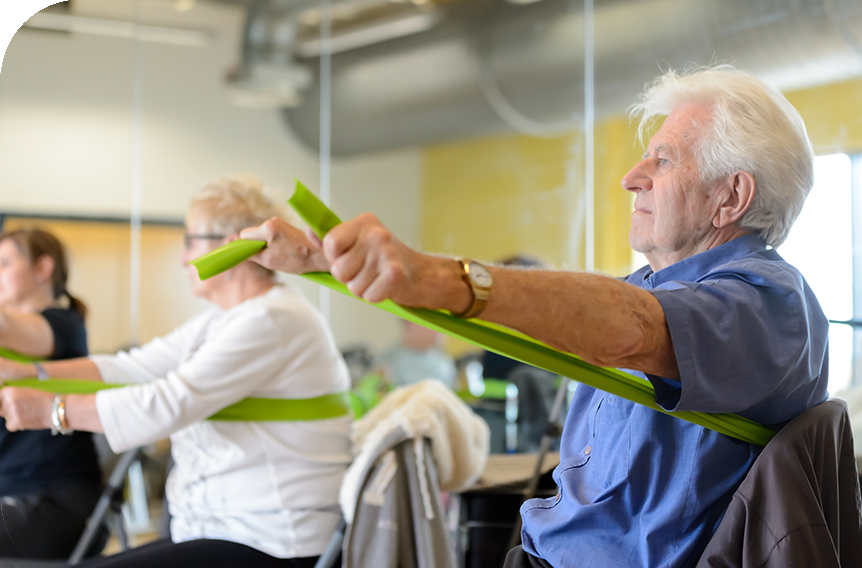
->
<box><xmin>33</xmin><ymin>363</ymin><xmax>48</xmax><ymax>381</ymax></box>
<box><xmin>50</xmin><ymin>396</ymin><xmax>73</xmax><ymax>436</ymax></box>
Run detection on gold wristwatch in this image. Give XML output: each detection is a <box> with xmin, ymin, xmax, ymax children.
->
<box><xmin>453</xmin><ymin>258</ymin><xmax>493</xmax><ymax>319</ymax></box>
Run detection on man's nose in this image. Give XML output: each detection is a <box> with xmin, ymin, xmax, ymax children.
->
<box><xmin>621</xmin><ymin>160</ymin><xmax>652</xmax><ymax>193</ymax></box>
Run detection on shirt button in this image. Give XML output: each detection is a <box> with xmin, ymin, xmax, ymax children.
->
<box><xmin>584</xmin><ymin>445</ymin><xmax>592</xmax><ymax>456</ymax></box>
<box><xmin>607</xmin><ymin>396</ymin><xmax>615</xmax><ymax>404</ymax></box>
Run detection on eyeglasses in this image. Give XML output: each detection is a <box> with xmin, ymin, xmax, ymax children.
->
<box><xmin>183</xmin><ymin>233</ymin><xmax>226</xmax><ymax>249</ymax></box>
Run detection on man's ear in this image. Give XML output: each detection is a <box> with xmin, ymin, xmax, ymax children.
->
<box><xmin>714</xmin><ymin>171</ymin><xmax>755</xmax><ymax>229</ymax></box>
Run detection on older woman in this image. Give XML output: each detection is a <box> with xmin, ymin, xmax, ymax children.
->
<box><xmin>0</xmin><ymin>228</ymin><xmax>102</xmax><ymax>559</ymax></box>
<box><xmin>0</xmin><ymin>179</ymin><xmax>351</xmax><ymax>567</ymax></box>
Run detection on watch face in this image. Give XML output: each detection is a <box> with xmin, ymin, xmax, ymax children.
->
<box><xmin>469</xmin><ymin>262</ymin><xmax>493</xmax><ymax>288</ymax></box>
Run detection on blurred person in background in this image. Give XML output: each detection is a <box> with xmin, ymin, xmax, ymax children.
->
<box><xmin>0</xmin><ymin>178</ymin><xmax>351</xmax><ymax>567</ymax></box>
<box><xmin>0</xmin><ymin>228</ymin><xmax>103</xmax><ymax>559</ymax></box>
<box><xmin>374</xmin><ymin>318</ymin><xmax>457</xmax><ymax>389</ymax></box>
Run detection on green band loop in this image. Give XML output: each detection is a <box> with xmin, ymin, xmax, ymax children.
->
<box><xmin>2</xmin><ymin>379</ymin><xmax>350</xmax><ymax>422</ymax></box>
<box><xmin>187</xmin><ymin>239</ymin><xmax>266</xmax><ymax>281</ymax></box>
<box><xmin>289</xmin><ymin>179</ymin><xmax>343</xmax><ymax>240</ymax></box>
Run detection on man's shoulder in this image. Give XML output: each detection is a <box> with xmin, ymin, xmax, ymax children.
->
<box><xmin>699</xmin><ymin>249</ymin><xmax>808</xmax><ymax>291</ymax></box>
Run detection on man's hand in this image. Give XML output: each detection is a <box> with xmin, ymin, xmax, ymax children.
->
<box><xmin>240</xmin><ymin>217</ymin><xmax>331</xmax><ymax>275</ymax></box>
<box><xmin>242</xmin><ymin>214</ymin><xmax>471</xmax><ymax>311</ymax></box>
<box><xmin>321</xmin><ymin>213</ymin><xmax>426</xmax><ymax>304</ymax></box>
<box><xmin>0</xmin><ymin>388</ymin><xmax>53</xmax><ymax>431</ymax></box>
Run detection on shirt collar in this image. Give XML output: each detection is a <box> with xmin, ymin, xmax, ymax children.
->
<box><xmin>640</xmin><ymin>234</ymin><xmax>767</xmax><ymax>289</ymax></box>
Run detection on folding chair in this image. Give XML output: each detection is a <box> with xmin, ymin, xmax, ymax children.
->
<box><xmin>313</xmin><ymin>519</ymin><xmax>346</xmax><ymax>568</ymax></box>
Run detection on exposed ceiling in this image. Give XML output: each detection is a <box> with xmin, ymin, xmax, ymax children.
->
<box><xmin>30</xmin><ymin>1</ymin><xmax>862</xmax><ymax>155</ymax></box>
<box><xmin>233</xmin><ymin>0</ymin><xmax>862</xmax><ymax>154</ymax></box>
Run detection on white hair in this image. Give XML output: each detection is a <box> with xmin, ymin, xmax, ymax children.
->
<box><xmin>628</xmin><ymin>65</ymin><xmax>814</xmax><ymax>247</ymax></box>
<box><xmin>189</xmin><ymin>175</ymin><xmax>286</xmax><ymax>236</ymax></box>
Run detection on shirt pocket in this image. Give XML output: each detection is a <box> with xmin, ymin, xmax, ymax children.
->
<box><xmin>586</xmin><ymin>397</ymin><xmax>633</xmax><ymax>491</ymax></box>
<box><xmin>597</xmin><ymin>395</ymin><xmax>632</xmax><ymax>425</ymax></box>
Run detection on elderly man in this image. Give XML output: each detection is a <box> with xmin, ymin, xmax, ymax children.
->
<box><xmin>241</xmin><ymin>65</ymin><xmax>828</xmax><ymax>567</ymax></box>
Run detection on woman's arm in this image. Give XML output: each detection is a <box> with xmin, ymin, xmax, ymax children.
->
<box><xmin>0</xmin><ymin>357</ymin><xmax>103</xmax><ymax>382</ymax></box>
<box><xmin>0</xmin><ymin>309</ymin><xmax>55</xmax><ymax>358</ymax></box>
<box><xmin>95</xmin><ymin>308</ymin><xmax>301</xmax><ymax>452</ymax></box>
<box><xmin>66</xmin><ymin>394</ymin><xmax>102</xmax><ymax>432</ymax></box>
<box><xmin>0</xmin><ymin>389</ymin><xmax>103</xmax><ymax>433</ymax></box>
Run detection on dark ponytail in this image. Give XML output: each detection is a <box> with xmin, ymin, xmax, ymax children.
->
<box><xmin>0</xmin><ymin>228</ymin><xmax>88</xmax><ymax>319</ymax></box>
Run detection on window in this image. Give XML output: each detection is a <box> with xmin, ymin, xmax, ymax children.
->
<box><xmin>779</xmin><ymin>153</ymin><xmax>854</xmax><ymax>393</ymax></box>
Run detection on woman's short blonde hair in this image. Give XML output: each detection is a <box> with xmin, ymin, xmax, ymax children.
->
<box><xmin>188</xmin><ymin>176</ymin><xmax>286</xmax><ymax>277</ymax></box>
<box><xmin>188</xmin><ymin>176</ymin><xmax>285</xmax><ymax>236</ymax></box>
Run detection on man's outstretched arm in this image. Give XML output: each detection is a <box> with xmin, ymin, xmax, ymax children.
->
<box><xmin>241</xmin><ymin>215</ymin><xmax>678</xmax><ymax>379</ymax></box>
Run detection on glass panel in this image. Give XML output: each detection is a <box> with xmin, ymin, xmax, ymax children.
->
<box><xmin>0</xmin><ymin>2</ymin><xmax>139</xmax><ymax>349</ymax></box>
<box><xmin>307</xmin><ymin>0</ymin><xmax>589</xmax><ymax>453</ymax></box>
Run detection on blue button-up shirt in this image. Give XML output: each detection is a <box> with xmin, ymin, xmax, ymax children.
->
<box><xmin>520</xmin><ymin>234</ymin><xmax>829</xmax><ymax>567</ymax></box>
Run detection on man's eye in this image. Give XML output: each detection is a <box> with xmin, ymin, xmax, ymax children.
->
<box><xmin>659</xmin><ymin>158</ymin><xmax>670</xmax><ymax>165</ymax></box>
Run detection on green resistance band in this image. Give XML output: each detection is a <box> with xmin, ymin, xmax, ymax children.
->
<box><xmin>291</xmin><ymin>179</ymin><xmax>344</xmax><ymax>239</ymax></box>
<box><xmin>0</xmin><ymin>347</ymin><xmax>46</xmax><ymax>364</ymax></box>
<box><xmin>1</xmin><ymin>379</ymin><xmax>351</xmax><ymax>422</ymax></box>
<box><xmin>190</xmin><ymin>239</ymin><xmax>266</xmax><ymax>281</ymax></box>
<box><xmin>187</xmin><ymin>180</ymin><xmax>777</xmax><ymax>446</ymax></box>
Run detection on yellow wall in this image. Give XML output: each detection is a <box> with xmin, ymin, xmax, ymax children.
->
<box><xmin>593</xmin><ymin>118</ymin><xmax>645</xmax><ymax>275</ymax></box>
<box><xmin>785</xmin><ymin>78</ymin><xmax>862</xmax><ymax>154</ymax></box>
<box><xmin>422</xmin><ymin>134</ymin><xmax>578</xmax><ymax>268</ymax></box>
<box><xmin>421</xmin><ymin>120</ymin><xmax>643</xmax><ymax>277</ymax></box>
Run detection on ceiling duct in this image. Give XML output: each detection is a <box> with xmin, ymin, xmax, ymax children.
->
<box><xmin>235</xmin><ymin>0</ymin><xmax>862</xmax><ymax>154</ymax></box>
<box><xmin>226</xmin><ymin>0</ymin><xmax>316</xmax><ymax>107</ymax></box>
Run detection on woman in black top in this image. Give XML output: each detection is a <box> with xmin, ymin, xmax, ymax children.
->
<box><xmin>0</xmin><ymin>228</ymin><xmax>102</xmax><ymax>559</ymax></box>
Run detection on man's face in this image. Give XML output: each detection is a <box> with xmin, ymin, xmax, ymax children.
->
<box><xmin>622</xmin><ymin>105</ymin><xmax>722</xmax><ymax>269</ymax></box>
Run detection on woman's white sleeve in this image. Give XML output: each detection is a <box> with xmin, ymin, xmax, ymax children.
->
<box><xmin>89</xmin><ymin>312</ymin><xmax>209</xmax><ymax>385</ymax></box>
<box><xmin>95</xmin><ymin>308</ymin><xmax>288</xmax><ymax>452</ymax></box>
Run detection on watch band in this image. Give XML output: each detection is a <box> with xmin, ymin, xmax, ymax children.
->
<box><xmin>453</xmin><ymin>258</ymin><xmax>492</xmax><ymax>319</ymax></box>
<box><xmin>33</xmin><ymin>362</ymin><xmax>49</xmax><ymax>381</ymax></box>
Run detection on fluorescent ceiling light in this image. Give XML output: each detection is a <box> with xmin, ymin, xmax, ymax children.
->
<box><xmin>295</xmin><ymin>12</ymin><xmax>438</xmax><ymax>58</ymax></box>
<box><xmin>24</xmin><ymin>12</ymin><xmax>210</xmax><ymax>48</ymax></box>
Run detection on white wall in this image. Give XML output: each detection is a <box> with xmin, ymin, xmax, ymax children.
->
<box><xmin>0</xmin><ymin>0</ymin><xmax>421</xmax><ymax>353</ymax></box>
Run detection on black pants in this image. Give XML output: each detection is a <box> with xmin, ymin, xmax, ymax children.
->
<box><xmin>0</xmin><ymin>479</ymin><xmax>104</xmax><ymax>559</ymax></box>
<box><xmin>78</xmin><ymin>538</ymin><xmax>320</xmax><ymax>568</ymax></box>
<box><xmin>502</xmin><ymin>545</ymin><xmax>555</xmax><ymax>568</ymax></box>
